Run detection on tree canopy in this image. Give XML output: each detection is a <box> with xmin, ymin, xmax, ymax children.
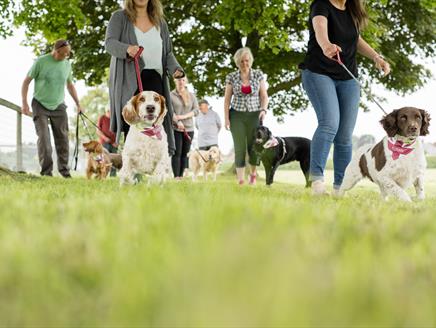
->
<box><xmin>2</xmin><ymin>0</ymin><xmax>435</xmax><ymax>117</ymax></box>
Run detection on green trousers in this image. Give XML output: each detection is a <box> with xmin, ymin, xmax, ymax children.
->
<box><xmin>229</xmin><ymin>109</ymin><xmax>261</xmax><ymax>168</ymax></box>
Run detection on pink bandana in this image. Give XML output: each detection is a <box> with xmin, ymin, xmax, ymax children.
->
<box><xmin>387</xmin><ymin>138</ymin><xmax>415</xmax><ymax>160</ymax></box>
<box><xmin>141</xmin><ymin>126</ymin><xmax>162</xmax><ymax>140</ymax></box>
<box><xmin>93</xmin><ymin>154</ymin><xmax>104</xmax><ymax>163</ymax></box>
<box><xmin>263</xmin><ymin>137</ymin><xmax>279</xmax><ymax>149</ymax></box>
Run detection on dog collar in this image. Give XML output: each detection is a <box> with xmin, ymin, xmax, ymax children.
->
<box><xmin>387</xmin><ymin>136</ymin><xmax>416</xmax><ymax>160</ymax></box>
<box><xmin>141</xmin><ymin>125</ymin><xmax>163</xmax><ymax>140</ymax></box>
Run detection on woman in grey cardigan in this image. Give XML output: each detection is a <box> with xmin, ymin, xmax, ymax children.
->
<box><xmin>105</xmin><ymin>0</ymin><xmax>184</xmax><ymax>155</ymax></box>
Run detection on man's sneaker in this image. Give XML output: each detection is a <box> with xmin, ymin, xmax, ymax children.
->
<box><xmin>238</xmin><ymin>179</ymin><xmax>245</xmax><ymax>185</ymax></box>
<box><xmin>248</xmin><ymin>173</ymin><xmax>257</xmax><ymax>185</ymax></box>
<box><xmin>311</xmin><ymin>180</ymin><xmax>327</xmax><ymax>196</ymax></box>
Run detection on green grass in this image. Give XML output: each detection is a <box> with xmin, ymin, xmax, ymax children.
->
<box><xmin>1</xmin><ymin>172</ymin><xmax>436</xmax><ymax>326</ymax></box>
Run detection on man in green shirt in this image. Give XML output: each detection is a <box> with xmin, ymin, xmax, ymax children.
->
<box><xmin>21</xmin><ymin>39</ymin><xmax>84</xmax><ymax>178</ymax></box>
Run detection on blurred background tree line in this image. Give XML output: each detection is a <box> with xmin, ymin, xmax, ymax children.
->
<box><xmin>0</xmin><ymin>0</ymin><xmax>434</xmax><ymax>120</ymax></box>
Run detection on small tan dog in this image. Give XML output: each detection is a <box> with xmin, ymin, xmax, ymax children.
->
<box><xmin>189</xmin><ymin>146</ymin><xmax>221</xmax><ymax>181</ymax></box>
<box><xmin>83</xmin><ymin>140</ymin><xmax>122</xmax><ymax>179</ymax></box>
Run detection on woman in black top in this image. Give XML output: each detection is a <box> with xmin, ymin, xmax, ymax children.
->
<box><xmin>300</xmin><ymin>0</ymin><xmax>390</xmax><ymax>195</ymax></box>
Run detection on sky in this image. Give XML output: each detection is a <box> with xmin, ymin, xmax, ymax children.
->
<box><xmin>0</xmin><ymin>28</ymin><xmax>435</xmax><ymax>155</ymax></box>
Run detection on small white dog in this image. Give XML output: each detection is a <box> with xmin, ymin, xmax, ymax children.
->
<box><xmin>189</xmin><ymin>146</ymin><xmax>221</xmax><ymax>181</ymax></box>
<box><xmin>340</xmin><ymin>107</ymin><xmax>430</xmax><ymax>201</ymax></box>
<box><xmin>119</xmin><ymin>91</ymin><xmax>171</xmax><ymax>185</ymax></box>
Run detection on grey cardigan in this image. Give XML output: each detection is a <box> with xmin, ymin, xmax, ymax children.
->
<box><xmin>105</xmin><ymin>9</ymin><xmax>184</xmax><ymax>155</ymax></box>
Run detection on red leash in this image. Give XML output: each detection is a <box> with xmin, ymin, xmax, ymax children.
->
<box><xmin>332</xmin><ymin>51</ymin><xmax>388</xmax><ymax>115</ymax></box>
<box><xmin>131</xmin><ymin>46</ymin><xmax>144</xmax><ymax>93</ymax></box>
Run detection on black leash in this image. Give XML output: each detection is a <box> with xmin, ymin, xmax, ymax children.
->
<box><xmin>72</xmin><ymin>112</ymin><xmax>80</xmax><ymax>170</ymax></box>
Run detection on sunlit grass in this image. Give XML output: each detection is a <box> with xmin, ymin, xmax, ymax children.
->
<box><xmin>0</xmin><ymin>172</ymin><xmax>436</xmax><ymax>326</ymax></box>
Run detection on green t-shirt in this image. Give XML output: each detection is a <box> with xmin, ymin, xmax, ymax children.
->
<box><xmin>28</xmin><ymin>54</ymin><xmax>73</xmax><ymax>110</ymax></box>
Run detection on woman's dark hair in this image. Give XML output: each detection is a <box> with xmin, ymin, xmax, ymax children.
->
<box><xmin>347</xmin><ymin>0</ymin><xmax>368</xmax><ymax>31</ymax></box>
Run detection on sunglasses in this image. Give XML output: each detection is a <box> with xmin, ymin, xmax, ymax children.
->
<box><xmin>55</xmin><ymin>40</ymin><xmax>70</xmax><ymax>50</ymax></box>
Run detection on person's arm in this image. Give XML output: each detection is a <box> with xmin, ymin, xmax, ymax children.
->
<box><xmin>357</xmin><ymin>36</ymin><xmax>391</xmax><ymax>76</ymax></box>
<box><xmin>96</xmin><ymin>117</ymin><xmax>110</xmax><ymax>142</ymax></box>
<box><xmin>67</xmin><ymin>82</ymin><xmax>84</xmax><ymax>113</ymax></box>
<box><xmin>105</xmin><ymin>11</ymin><xmax>139</xmax><ymax>59</ymax></box>
<box><xmin>21</xmin><ymin>76</ymin><xmax>33</xmax><ymax>116</ymax></box>
<box><xmin>224</xmin><ymin>83</ymin><xmax>233</xmax><ymax>130</ymax></box>
<box><xmin>177</xmin><ymin>95</ymin><xmax>199</xmax><ymax>120</ymax></box>
<box><xmin>258</xmin><ymin>78</ymin><xmax>269</xmax><ymax>122</ymax></box>
<box><xmin>312</xmin><ymin>16</ymin><xmax>342</xmax><ymax>59</ymax></box>
<box><xmin>162</xmin><ymin>20</ymin><xmax>184</xmax><ymax>78</ymax></box>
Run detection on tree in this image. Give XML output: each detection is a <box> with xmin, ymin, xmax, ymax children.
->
<box><xmin>69</xmin><ymin>85</ymin><xmax>110</xmax><ymax>141</ymax></box>
<box><xmin>3</xmin><ymin>0</ymin><xmax>435</xmax><ymax>118</ymax></box>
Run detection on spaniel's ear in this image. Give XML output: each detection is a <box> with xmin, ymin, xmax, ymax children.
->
<box><xmin>154</xmin><ymin>95</ymin><xmax>168</xmax><ymax>126</ymax></box>
<box><xmin>420</xmin><ymin>109</ymin><xmax>431</xmax><ymax>136</ymax></box>
<box><xmin>380</xmin><ymin>110</ymin><xmax>398</xmax><ymax>137</ymax></box>
<box><xmin>122</xmin><ymin>95</ymin><xmax>140</xmax><ymax>126</ymax></box>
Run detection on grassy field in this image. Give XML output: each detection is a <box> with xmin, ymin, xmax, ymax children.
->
<box><xmin>1</xmin><ymin>170</ymin><xmax>436</xmax><ymax>326</ymax></box>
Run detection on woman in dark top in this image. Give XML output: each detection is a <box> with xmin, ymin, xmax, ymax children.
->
<box><xmin>300</xmin><ymin>0</ymin><xmax>390</xmax><ymax>195</ymax></box>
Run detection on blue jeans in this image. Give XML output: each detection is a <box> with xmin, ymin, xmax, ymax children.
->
<box><xmin>301</xmin><ymin>69</ymin><xmax>360</xmax><ymax>189</ymax></box>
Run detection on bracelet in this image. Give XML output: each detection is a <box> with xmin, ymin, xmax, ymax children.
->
<box><xmin>260</xmin><ymin>109</ymin><xmax>267</xmax><ymax>113</ymax></box>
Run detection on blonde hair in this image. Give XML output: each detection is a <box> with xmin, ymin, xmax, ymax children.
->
<box><xmin>233</xmin><ymin>47</ymin><xmax>254</xmax><ymax>69</ymax></box>
<box><xmin>124</xmin><ymin>0</ymin><xmax>164</xmax><ymax>26</ymax></box>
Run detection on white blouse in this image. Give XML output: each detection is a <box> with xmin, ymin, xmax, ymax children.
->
<box><xmin>134</xmin><ymin>25</ymin><xmax>163</xmax><ymax>76</ymax></box>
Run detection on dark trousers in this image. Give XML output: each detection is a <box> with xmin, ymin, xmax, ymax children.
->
<box><xmin>31</xmin><ymin>98</ymin><xmax>70</xmax><ymax>176</ymax></box>
<box><xmin>229</xmin><ymin>109</ymin><xmax>261</xmax><ymax>168</ymax></box>
<box><xmin>123</xmin><ymin>69</ymin><xmax>164</xmax><ymax>140</ymax></box>
<box><xmin>172</xmin><ymin>130</ymin><xmax>194</xmax><ymax>177</ymax></box>
<box><xmin>199</xmin><ymin>144</ymin><xmax>218</xmax><ymax>151</ymax></box>
<box><xmin>102</xmin><ymin>143</ymin><xmax>118</xmax><ymax>177</ymax></box>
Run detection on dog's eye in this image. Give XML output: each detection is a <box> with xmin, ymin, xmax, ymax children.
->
<box><xmin>139</xmin><ymin>97</ymin><xmax>145</xmax><ymax>102</ymax></box>
<box><xmin>416</xmin><ymin>115</ymin><xmax>421</xmax><ymax>120</ymax></box>
<box><xmin>400</xmin><ymin>116</ymin><xmax>407</xmax><ymax>120</ymax></box>
<box><xmin>154</xmin><ymin>96</ymin><xmax>160</xmax><ymax>102</ymax></box>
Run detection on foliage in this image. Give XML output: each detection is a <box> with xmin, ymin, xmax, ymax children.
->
<box><xmin>69</xmin><ymin>85</ymin><xmax>110</xmax><ymax>141</ymax></box>
<box><xmin>2</xmin><ymin>0</ymin><xmax>435</xmax><ymax>118</ymax></box>
<box><xmin>1</xmin><ymin>173</ymin><xmax>436</xmax><ymax>325</ymax></box>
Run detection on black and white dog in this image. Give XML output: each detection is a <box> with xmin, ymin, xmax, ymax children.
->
<box><xmin>253</xmin><ymin>126</ymin><xmax>311</xmax><ymax>187</ymax></box>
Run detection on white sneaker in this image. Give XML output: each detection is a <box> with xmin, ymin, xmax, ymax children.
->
<box><xmin>312</xmin><ymin>180</ymin><xmax>327</xmax><ymax>196</ymax></box>
<box><xmin>332</xmin><ymin>188</ymin><xmax>344</xmax><ymax>198</ymax></box>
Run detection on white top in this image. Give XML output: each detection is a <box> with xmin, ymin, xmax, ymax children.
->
<box><xmin>134</xmin><ymin>26</ymin><xmax>163</xmax><ymax>76</ymax></box>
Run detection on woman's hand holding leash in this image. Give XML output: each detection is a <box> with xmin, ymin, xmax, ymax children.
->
<box><xmin>127</xmin><ymin>45</ymin><xmax>140</xmax><ymax>58</ymax></box>
<box><xmin>321</xmin><ymin>42</ymin><xmax>342</xmax><ymax>59</ymax></box>
<box><xmin>173</xmin><ymin>69</ymin><xmax>184</xmax><ymax>79</ymax></box>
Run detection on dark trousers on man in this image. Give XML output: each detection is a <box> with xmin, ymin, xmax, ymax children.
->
<box><xmin>31</xmin><ymin>98</ymin><xmax>70</xmax><ymax>177</ymax></box>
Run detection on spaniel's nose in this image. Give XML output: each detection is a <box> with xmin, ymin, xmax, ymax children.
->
<box><xmin>146</xmin><ymin>105</ymin><xmax>155</xmax><ymax>113</ymax></box>
<box><xmin>409</xmin><ymin>126</ymin><xmax>418</xmax><ymax>133</ymax></box>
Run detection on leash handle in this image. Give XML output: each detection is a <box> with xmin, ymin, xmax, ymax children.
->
<box><xmin>132</xmin><ymin>46</ymin><xmax>144</xmax><ymax>93</ymax></box>
<box><xmin>182</xmin><ymin>128</ymin><xmax>192</xmax><ymax>142</ymax></box>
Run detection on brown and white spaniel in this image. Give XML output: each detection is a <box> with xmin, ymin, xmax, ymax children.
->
<box><xmin>119</xmin><ymin>91</ymin><xmax>171</xmax><ymax>185</ymax></box>
<box><xmin>340</xmin><ymin>107</ymin><xmax>430</xmax><ymax>201</ymax></box>
<box><xmin>83</xmin><ymin>140</ymin><xmax>122</xmax><ymax>180</ymax></box>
